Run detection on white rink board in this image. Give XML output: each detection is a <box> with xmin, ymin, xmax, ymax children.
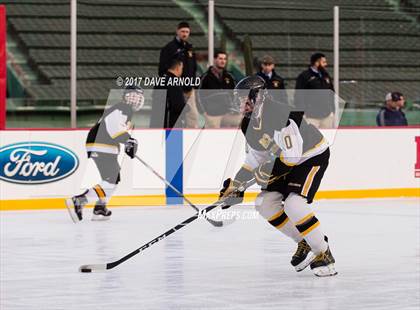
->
<box><xmin>183</xmin><ymin>128</ymin><xmax>420</xmax><ymax>193</ymax></box>
<box><xmin>0</xmin><ymin>130</ymin><xmax>166</xmax><ymax>200</ymax></box>
<box><xmin>1</xmin><ymin>128</ymin><xmax>419</xmax><ymax>200</ymax></box>
<box><xmin>323</xmin><ymin>128</ymin><xmax>420</xmax><ymax>190</ymax></box>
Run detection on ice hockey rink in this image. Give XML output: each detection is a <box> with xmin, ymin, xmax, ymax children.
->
<box><xmin>1</xmin><ymin>198</ymin><xmax>419</xmax><ymax>310</ymax></box>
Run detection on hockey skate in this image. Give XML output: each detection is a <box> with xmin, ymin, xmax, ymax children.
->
<box><xmin>65</xmin><ymin>194</ymin><xmax>87</xmax><ymax>223</ymax></box>
<box><xmin>310</xmin><ymin>246</ymin><xmax>337</xmax><ymax>277</ymax></box>
<box><xmin>290</xmin><ymin>239</ymin><xmax>315</xmax><ymax>272</ymax></box>
<box><xmin>92</xmin><ymin>202</ymin><xmax>112</xmax><ymax>221</ymax></box>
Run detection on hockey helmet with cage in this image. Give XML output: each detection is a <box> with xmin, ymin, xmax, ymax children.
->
<box><xmin>233</xmin><ymin>75</ymin><xmax>266</xmax><ymax>115</ymax></box>
<box><xmin>123</xmin><ymin>85</ymin><xmax>145</xmax><ymax>111</ymax></box>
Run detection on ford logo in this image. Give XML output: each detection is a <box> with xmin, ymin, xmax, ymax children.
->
<box><xmin>0</xmin><ymin>142</ymin><xmax>79</xmax><ymax>184</ymax></box>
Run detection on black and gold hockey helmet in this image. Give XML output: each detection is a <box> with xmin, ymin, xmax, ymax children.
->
<box><xmin>233</xmin><ymin>75</ymin><xmax>267</xmax><ymax>115</ymax></box>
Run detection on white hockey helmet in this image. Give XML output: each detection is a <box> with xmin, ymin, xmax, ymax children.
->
<box><xmin>123</xmin><ymin>86</ymin><xmax>145</xmax><ymax>111</ymax></box>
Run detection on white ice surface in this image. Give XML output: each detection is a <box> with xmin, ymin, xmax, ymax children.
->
<box><xmin>1</xmin><ymin>199</ymin><xmax>419</xmax><ymax>310</ymax></box>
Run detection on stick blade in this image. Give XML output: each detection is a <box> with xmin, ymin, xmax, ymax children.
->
<box><xmin>79</xmin><ymin>264</ymin><xmax>107</xmax><ymax>273</ymax></box>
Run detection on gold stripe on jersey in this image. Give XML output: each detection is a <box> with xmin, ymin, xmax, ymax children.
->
<box><xmin>111</xmin><ymin>130</ymin><xmax>128</xmax><ymax>139</ymax></box>
<box><xmin>302</xmin><ymin>137</ymin><xmax>327</xmax><ymax>157</ymax></box>
<box><xmin>279</xmin><ymin>152</ymin><xmax>298</xmax><ymax>166</ymax></box>
<box><xmin>94</xmin><ymin>185</ymin><xmax>106</xmax><ymax>199</ymax></box>
<box><xmin>86</xmin><ymin>143</ymin><xmax>118</xmax><ymax>150</ymax></box>
<box><xmin>296</xmin><ymin>214</ymin><xmax>320</xmax><ymax>236</ymax></box>
<box><xmin>252</xmin><ymin>116</ymin><xmax>262</xmax><ymax>131</ymax></box>
<box><xmin>301</xmin><ymin>166</ymin><xmax>320</xmax><ymax>196</ymax></box>
<box><xmin>86</xmin><ymin>143</ymin><xmax>119</xmax><ymax>154</ymax></box>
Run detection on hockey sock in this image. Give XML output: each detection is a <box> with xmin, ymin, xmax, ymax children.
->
<box><xmin>273</xmin><ymin>215</ymin><xmax>303</xmax><ymax>243</ymax></box>
<box><xmin>283</xmin><ymin>193</ymin><xmax>328</xmax><ymax>254</ymax></box>
<box><xmin>255</xmin><ymin>191</ymin><xmax>303</xmax><ymax>243</ymax></box>
<box><xmin>84</xmin><ymin>181</ymin><xmax>116</xmax><ymax>205</ymax></box>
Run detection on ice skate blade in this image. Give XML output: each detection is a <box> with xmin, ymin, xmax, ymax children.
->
<box><xmin>65</xmin><ymin>198</ymin><xmax>80</xmax><ymax>223</ymax></box>
<box><xmin>295</xmin><ymin>252</ymin><xmax>316</xmax><ymax>272</ymax></box>
<box><xmin>91</xmin><ymin>214</ymin><xmax>111</xmax><ymax>221</ymax></box>
<box><xmin>313</xmin><ymin>264</ymin><xmax>338</xmax><ymax>277</ymax></box>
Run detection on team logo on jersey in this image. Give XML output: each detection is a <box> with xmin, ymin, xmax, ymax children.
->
<box><xmin>259</xmin><ymin>133</ymin><xmax>273</xmax><ymax>149</ymax></box>
<box><xmin>0</xmin><ymin>142</ymin><xmax>79</xmax><ymax>184</ymax></box>
<box><xmin>415</xmin><ymin>136</ymin><xmax>420</xmax><ymax>178</ymax></box>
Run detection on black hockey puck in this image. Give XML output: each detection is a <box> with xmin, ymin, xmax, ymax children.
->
<box><xmin>80</xmin><ymin>268</ymin><xmax>92</xmax><ymax>273</ymax></box>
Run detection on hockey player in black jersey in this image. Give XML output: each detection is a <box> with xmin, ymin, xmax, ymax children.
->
<box><xmin>219</xmin><ymin>76</ymin><xmax>337</xmax><ymax>277</ymax></box>
<box><xmin>66</xmin><ymin>86</ymin><xmax>144</xmax><ymax>222</ymax></box>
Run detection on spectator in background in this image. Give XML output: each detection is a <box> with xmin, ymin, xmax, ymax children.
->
<box><xmin>198</xmin><ymin>50</ymin><xmax>237</xmax><ymax>128</ymax></box>
<box><xmin>158</xmin><ymin>21</ymin><xmax>198</xmax><ymax>128</ymax></box>
<box><xmin>256</xmin><ymin>54</ymin><xmax>288</xmax><ymax>105</ymax></box>
<box><xmin>395</xmin><ymin>92</ymin><xmax>406</xmax><ymax>110</ymax></box>
<box><xmin>376</xmin><ymin>92</ymin><xmax>408</xmax><ymax>126</ymax></box>
<box><xmin>150</xmin><ymin>59</ymin><xmax>187</xmax><ymax>128</ymax></box>
<box><xmin>295</xmin><ymin>52</ymin><xmax>335</xmax><ymax>128</ymax></box>
<box><xmin>256</xmin><ymin>55</ymin><xmax>286</xmax><ymax>90</ymax></box>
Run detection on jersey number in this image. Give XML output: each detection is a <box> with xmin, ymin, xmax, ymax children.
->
<box><xmin>284</xmin><ymin>135</ymin><xmax>293</xmax><ymax>149</ymax></box>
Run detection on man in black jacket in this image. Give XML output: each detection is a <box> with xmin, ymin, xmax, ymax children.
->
<box><xmin>150</xmin><ymin>59</ymin><xmax>188</xmax><ymax>128</ymax></box>
<box><xmin>376</xmin><ymin>92</ymin><xmax>408</xmax><ymax>126</ymax></box>
<box><xmin>158</xmin><ymin>21</ymin><xmax>198</xmax><ymax>128</ymax></box>
<box><xmin>256</xmin><ymin>55</ymin><xmax>286</xmax><ymax>90</ymax></box>
<box><xmin>295</xmin><ymin>53</ymin><xmax>335</xmax><ymax>128</ymax></box>
<box><xmin>198</xmin><ymin>50</ymin><xmax>238</xmax><ymax>128</ymax></box>
<box><xmin>256</xmin><ymin>55</ymin><xmax>288</xmax><ymax>105</ymax></box>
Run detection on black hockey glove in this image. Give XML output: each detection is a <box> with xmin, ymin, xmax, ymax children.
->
<box><xmin>219</xmin><ymin>178</ymin><xmax>245</xmax><ymax>209</ymax></box>
<box><xmin>124</xmin><ymin>137</ymin><xmax>138</xmax><ymax>159</ymax></box>
<box><xmin>218</xmin><ymin>166</ymin><xmax>253</xmax><ymax>209</ymax></box>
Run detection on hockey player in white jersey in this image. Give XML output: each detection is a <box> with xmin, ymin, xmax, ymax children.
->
<box><xmin>219</xmin><ymin>76</ymin><xmax>337</xmax><ymax>277</ymax></box>
<box><xmin>66</xmin><ymin>86</ymin><xmax>144</xmax><ymax>222</ymax></box>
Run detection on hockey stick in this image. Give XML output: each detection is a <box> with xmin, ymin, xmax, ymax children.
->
<box><xmin>79</xmin><ymin>179</ymin><xmax>255</xmax><ymax>273</ymax></box>
<box><xmin>134</xmin><ymin>155</ymin><xmax>227</xmax><ymax>227</ymax></box>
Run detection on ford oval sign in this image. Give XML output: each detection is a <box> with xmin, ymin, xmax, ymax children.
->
<box><xmin>0</xmin><ymin>142</ymin><xmax>79</xmax><ymax>184</ymax></box>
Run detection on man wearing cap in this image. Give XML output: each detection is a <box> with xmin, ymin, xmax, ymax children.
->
<box><xmin>158</xmin><ymin>21</ymin><xmax>198</xmax><ymax>128</ymax></box>
<box><xmin>295</xmin><ymin>52</ymin><xmax>335</xmax><ymax>129</ymax></box>
<box><xmin>256</xmin><ymin>55</ymin><xmax>286</xmax><ymax>90</ymax></box>
<box><xmin>376</xmin><ymin>92</ymin><xmax>408</xmax><ymax>126</ymax></box>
